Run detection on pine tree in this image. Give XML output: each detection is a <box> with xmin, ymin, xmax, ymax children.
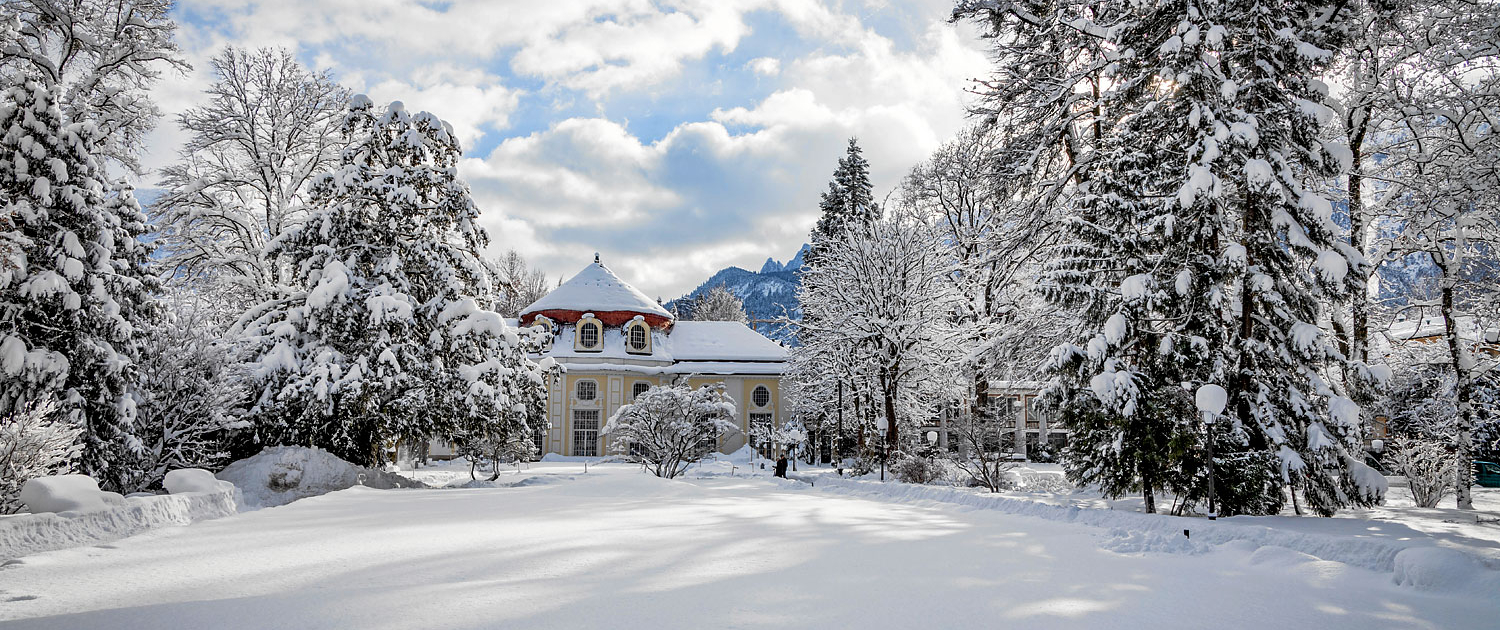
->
<box><xmin>0</xmin><ymin>79</ymin><xmax>160</xmax><ymax>491</ymax></box>
<box><xmin>811</xmin><ymin>138</ymin><xmax>877</xmax><ymax>248</ymax></box>
<box><xmin>241</xmin><ymin>96</ymin><xmax>548</xmax><ymax>467</ymax></box>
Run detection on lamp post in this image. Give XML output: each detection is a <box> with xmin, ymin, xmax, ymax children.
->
<box><xmin>878</xmin><ymin>421</ymin><xmax>889</xmax><ymax>481</ymax></box>
<box><xmin>1195</xmin><ymin>384</ymin><xmax>1228</xmax><ymax>521</ymax></box>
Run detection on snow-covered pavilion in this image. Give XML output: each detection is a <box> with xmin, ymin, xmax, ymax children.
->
<box><xmin>518</xmin><ymin>255</ymin><xmax>788</xmax><ymax>457</ymax></box>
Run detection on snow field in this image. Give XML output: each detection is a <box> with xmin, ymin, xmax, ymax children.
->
<box><xmin>0</xmin><ymin>464</ymin><xmax>1496</xmax><ymax>629</ymax></box>
<box><xmin>781</xmin><ymin>475</ymin><xmax>1500</xmax><ymax>595</ymax></box>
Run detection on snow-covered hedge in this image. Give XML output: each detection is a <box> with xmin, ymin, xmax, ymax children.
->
<box><xmin>0</xmin><ymin>473</ymin><xmax>236</xmax><ymax>563</ymax></box>
<box><xmin>800</xmin><ymin>476</ymin><xmax>1499</xmax><ymax>594</ymax></box>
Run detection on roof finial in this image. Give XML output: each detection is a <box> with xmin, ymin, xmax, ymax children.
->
<box><xmin>594</xmin><ymin>252</ymin><xmax>601</xmax><ymax>264</ymax></box>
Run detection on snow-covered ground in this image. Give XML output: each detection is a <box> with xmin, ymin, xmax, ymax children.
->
<box><xmin>2</xmin><ymin>460</ymin><xmax>1496</xmax><ymax>629</ymax></box>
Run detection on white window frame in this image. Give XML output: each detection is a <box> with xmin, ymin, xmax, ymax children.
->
<box><xmin>625</xmin><ymin>320</ymin><xmax>651</xmax><ymax>353</ymax></box>
<box><xmin>751</xmin><ymin>385</ymin><xmax>772</xmax><ymax>408</ymax></box>
<box><xmin>572</xmin><ymin>410</ymin><xmax>600</xmax><ymax>457</ymax></box>
<box><xmin>575</xmin><ymin>316</ymin><xmax>603</xmax><ymax>351</ymax></box>
<box><xmin>575</xmin><ymin>379</ymin><xmax>598</xmax><ymax>402</ymax></box>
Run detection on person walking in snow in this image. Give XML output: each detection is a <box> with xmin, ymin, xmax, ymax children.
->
<box><xmin>774</xmin><ymin>455</ymin><xmax>788</xmax><ymax>478</ymax></box>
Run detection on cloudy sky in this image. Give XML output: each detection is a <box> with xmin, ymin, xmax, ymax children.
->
<box><xmin>143</xmin><ymin>0</ymin><xmax>991</xmax><ymax>299</ymax></box>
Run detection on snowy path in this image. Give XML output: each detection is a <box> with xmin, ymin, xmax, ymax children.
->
<box><xmin>1</xmin><ymin>465</ymin><xmax>1494</xmax><ymax>629</ymax></box>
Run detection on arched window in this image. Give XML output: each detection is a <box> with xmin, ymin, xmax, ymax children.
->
<box><xmin>632</xmin><ymin>381</ymin><xmax>651</xmax><ymax>399</ymax></box>
<box><xmin>626</xmin><ymin>320</ymin><xmax>650</xmax><ymax>353</ymax></box>
<box><xmin>576</xmin><ymin>379</ymin><xmax>597</xmax><ymax>401</ymax></box>
<box><xmin>532</xmin><ymin>315</ymin><xmax>554</xmax><ymax>334</ymax></box>
<box><xmin>576</xmin><ymin>317</ymin><xmax>602</xmax><ymax>351</ymax></box>
<box><xmin>752</xmin><ymin>385</ymin><xmax>771</xmax><ymax>408</ymax></box>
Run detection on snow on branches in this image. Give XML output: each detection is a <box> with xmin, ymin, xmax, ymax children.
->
<box><xmin>240</xmin><ymin>96</ymin><xmax>551</xmax><ymax>467</ymax></box>
<box><xmin>603</xmin><ymin>380</ymin><xmax>738</xmax><ymax>479</ymax></box>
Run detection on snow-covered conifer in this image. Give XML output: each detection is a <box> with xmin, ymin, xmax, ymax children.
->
<box><xmin>241</xmin><ymin>96</ymin><xmax>548</xmax><ymax>467</ymax></box>
<box><xmin>0</xmin><ymin>79</ymin><xmax>159</xmax><ymax>491</ymax></box>
<box><xmin>1043</xmin><ymin>0</ymin><xmax>1384</xmax><ymax>515</ymax></box>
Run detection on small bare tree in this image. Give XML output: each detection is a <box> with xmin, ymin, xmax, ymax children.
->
<box><xmin>946</xmin><ymin>408</ymin><xmax>1018</xmax><ymax>492</ymax></box>
<box><xmin>1387</xmin><ymin>437</ymin><xmax>1460</xmax><ymax>508</ymax></box>
<box><xmin>0</xmin><ymin>399</ymin><xmax>78</xmax><ymax>513</ymax></box>
<box><xmin>603</xmin><ymin>381</ymin><xmax>738</xmax><ymax>479</ymax></box>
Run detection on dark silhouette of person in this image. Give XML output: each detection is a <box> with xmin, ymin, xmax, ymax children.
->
<box><xmin>774</xmin><ymin>455</ymin><xmax>788</xmax><ymax>478</ymax></box>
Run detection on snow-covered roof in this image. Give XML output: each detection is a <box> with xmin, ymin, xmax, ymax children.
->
<box><xmin>536</xmin><ymin>320</ymin><xmax>787</xmax><ymax>371</ymax></box>
<box><xmin>520</xmin><ymin>256</ymin><xmax>673</xmax><ymax>321</ymax></box>
<box><xmin>668</xmin><ymin>321</ymin><xmax>788</xmax><ymax>362</ymax></box>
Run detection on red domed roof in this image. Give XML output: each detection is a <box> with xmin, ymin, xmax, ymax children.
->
<box><xmin>519</xmin><ymin>255</ymin><xmax>674</xmax><ymax>328</ymax></box>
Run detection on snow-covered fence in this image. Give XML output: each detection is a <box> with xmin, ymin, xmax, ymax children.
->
<box><xmin>0</xmin><ymin>483</ymin><xmax>236</xmax><ymax>563</ymax></box>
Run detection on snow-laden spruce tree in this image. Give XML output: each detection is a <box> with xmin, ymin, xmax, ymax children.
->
<box><xmin>155</xmin><ymin>47</ymin><xmax>349</xmax><ymax>307</ymax></box>
<box><xmin>0</xmin><ymin>0</ymin><xmax>187</xmax><ymax>173</ymax></box>
<box><xmin>689</xmin><ymin>284</ymin><xmax>747</xmax><ymax>323</ymax></box>
<box><xmin>0</xmin><ymin>79</ymin><xmax>159</xmax><ymax>492</ymax></box>
<box><xmin>602</xmin><ymin>381</ymin><xmax>737</xmax><ymax>479</ymax></box>
<box><xmin>1044</xmin><ymin>0</ymin><xmax>1386</xmax><ymax>515</ymax></box>
<box><xmin>240</xmin><ymin>96</ymin><xmax>548</xmax><ymax>467</ymax></box>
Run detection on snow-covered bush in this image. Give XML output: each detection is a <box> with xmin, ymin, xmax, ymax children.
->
<box><xmin>890</xmin><ymin>451</ymin><xmax>943</xmax><ymax>485</ymax></box>
<box><xmin>945</xmin><ymin>408</ymin><xmax>1020</xmax><ymax>493</ymax></box>
<box><xmin>1387</xmin><ymin>437</ymin><xmax>1459</xmax><ymax>508</ymax></box>
<box><xmin>0</xmin><ymin>400</ymin><xmax>80</xmax><ymax>513</ymax></box>
<box><xmin>603</xmin><ymin>381</ymin><xmax>738</xmax><ymax>479</ymax></box>
<box><xmin>126</xmin><ymin>292</ymin><xmax>248</xmax><ymax>492</ymax></box>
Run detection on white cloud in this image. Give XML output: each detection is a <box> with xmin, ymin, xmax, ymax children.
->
<box><xmin>746</xmin><ymin>57</ymin><xmax>781</xmax><ymax>76</ymax></box>
<box><xmin>138</xmin><ymin>0</ymin><xmax>990</xmax><ymax>298</ymax></box>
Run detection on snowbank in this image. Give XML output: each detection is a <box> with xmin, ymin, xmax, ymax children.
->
<box><xmin>798</xmin><ymin>476</ymin><xmax>1500</xmax><ymax>594</ymax></box>
<box><xmin>216</xmin><ymin>446</ymin><xmax>424</xmax><ymax>510</ymax></box>
<box><xmin>1</xmin><ymin>482</ymin><xmax>236</xmax><ymax>563</ymax></box>
<box><xmin>18</xmin><ymin>475</ymin><xmax>122</xmax><ymax>513</ymax></box>
<box><xmin>163</xmin><ymin>469</ymin><xmax>235</xmax><ymax>495</ymax></box>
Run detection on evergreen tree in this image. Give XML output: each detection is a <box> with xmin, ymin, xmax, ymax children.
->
<box><xmin>0</xmin><ymin>79</ymin><xmax>159</xmax><ymax>491</ymax></box>
<box><xmin>241</xmin><ymin>96</ymin><xmax>547</xmax><ymax>467</ymax></box>
<box><xmin>1044</xmin><ymin>0</ymin><xmax>1385</xmax><ymax>515</ymax></box>
<box><xmin>811</xmin><ymin>138</ymin><xmax>877</xmax><ymax>248</ymax></box>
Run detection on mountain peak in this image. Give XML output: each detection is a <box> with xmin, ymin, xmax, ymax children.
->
<box><xmin>759</xmin><ymin>257</ymin><xmax>784</xmax><ymax>274</ymax></box>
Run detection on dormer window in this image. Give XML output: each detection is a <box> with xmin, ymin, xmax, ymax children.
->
<box><xmin>575</xmin><ymin>314</ymin><xmax>602</xmax><ymax>352</ymax></box>
<box><xmin>532</xmin><ymin>315</ymin><xmax>554</xmax><ymax>334</ymax></box>
<box><xmin>625</xmin><ymin>317</ymin><xmax>651</xmax><ymax>354</ymax></box>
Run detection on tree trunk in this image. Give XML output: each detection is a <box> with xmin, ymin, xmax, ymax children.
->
<box><xmin>880</xmin><ymin>365</ymin><xmax>900</xmax><ymax>454</ymax></box>
<box><xmin>1441</xmin><ymin>280</ymin><xmax>1476</xmax><ymax>510</ymax></box>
